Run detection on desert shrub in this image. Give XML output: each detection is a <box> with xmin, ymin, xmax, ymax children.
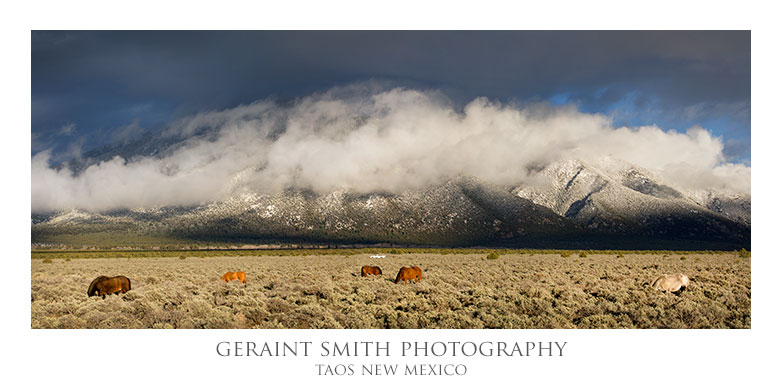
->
<box><xmin>487</xmin><ymin>252</ymin><xmax>500</xmax><ymax>260</ymax></box>
<box><xmin>42</xmin><ymin>258</ymin><xmax>53</xmax><ymax>264</ymax></box>
<box><xmin>680</xmin><ymin>256</ymin><xmax>687</xmax><ymax>260</ymax></box>
<box><xmin>578</xmin><ymin>252</ymin><xmax>587</xmax><ymax>258</ymax></box>
<box><xmin>30</xmin><ymin>252</ymin><xmax>749</xmax><ymax>329</ymax></box>
<box><xmin>560</xmin><ymin>252</ymin><xmax>571</xmax><ymax>258</ymax></box>
<box><xmin>738</xmin><ymin>248</ymin><xmax>750</xmax><ymax>258</ymax></box>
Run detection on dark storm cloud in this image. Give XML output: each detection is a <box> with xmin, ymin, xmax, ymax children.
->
<box><xmin>31</xmin><ymin>30</ymin><xmax>750</xmax><ymax>160</ymax></box>
<box><xmin>32</xmin><ymin>30</ymin><xmax>751</xmax><ymax>105</ymax></box>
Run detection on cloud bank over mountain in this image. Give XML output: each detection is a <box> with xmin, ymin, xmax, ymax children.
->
<box><xmin>31</xmin><ymin>86</ymin><xmax>750</xmax><ymax>213</ymax></box>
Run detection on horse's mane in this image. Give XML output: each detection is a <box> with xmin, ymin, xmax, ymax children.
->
<box><xmin>87</xmin><ymin>275</ymin><xmax>108</xmax><ymax>296</ymax></box>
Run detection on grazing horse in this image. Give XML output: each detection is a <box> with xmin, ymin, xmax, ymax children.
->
<box><xmin>221</xmin><ymin>271</ymin><xmax>246</xmax><ymax>284</ymax></box>
<box><xmin>88</xmin><ymin>275</ymin><xmax>131</xmax><ymax>299</ymax></box>
<box><xmin>650</xmin><ymin>273</ymin><xmax>690</xmax><ymax>293</ymax></box>
<box><xmin>395</xmin><ymin>266</ymin><xmax>422</xmax><ymax>284</ymax></box>
<box><xmin>361</xmin><ymin>265</ymin><xmax>383</xmax><ymax>277</ymax></box>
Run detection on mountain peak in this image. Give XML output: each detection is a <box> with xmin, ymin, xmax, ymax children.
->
<box><xmin>32</xmin><ymin>158</ymin><xmax>750</xmax><ymax>250</ymax></box>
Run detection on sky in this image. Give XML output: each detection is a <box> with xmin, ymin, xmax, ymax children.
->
<box><xmin>30</xmin><ymin>31</ymin><xmax>751</xmax><ymax>212</ymax></box>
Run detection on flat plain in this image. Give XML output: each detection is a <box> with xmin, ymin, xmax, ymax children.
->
<box><xmin>30</xmin><ymin>252</ymin><xmax>750</xmax><ymax>329</ymax></box>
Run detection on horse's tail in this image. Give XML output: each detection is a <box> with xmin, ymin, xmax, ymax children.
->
<box><xmin>647</xmin><ymin>275</ymin><xmax>664</xmax><ymax>289</ymax></box>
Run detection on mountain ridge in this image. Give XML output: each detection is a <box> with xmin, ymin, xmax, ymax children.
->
<box><xmin>32</xmin><ymin>158</ymin><xmax>750</xmax><ymax>250</ymax></box>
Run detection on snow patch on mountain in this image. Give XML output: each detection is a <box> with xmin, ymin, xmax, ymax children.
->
<box><xmin>513</xmin><ymin>157</ymin><xmax>749</xmax><ymax>227</ymax></box>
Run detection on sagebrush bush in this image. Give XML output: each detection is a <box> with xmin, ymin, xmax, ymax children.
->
<box><xmin>30</xmin><ymin>253</ymin><xmax>749</xmax><ymax>329</ymax></box>
<box><xmin>739</xmin><ymin>248</ymin><xmax>750</xmax><ymax>258</ymax></box>
<box><xmin>42</xmin><ymin>258</ymin><xmax>53</xmax><ymax>264</ymax></box>
<box><xmin>487</xmin><ymin>252</ymin><xmax>500</xmax><ymax>260</ymax></box>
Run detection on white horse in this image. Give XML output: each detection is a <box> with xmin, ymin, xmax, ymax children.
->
<box><xmin>650</xmin><ymin>273</ymin><xmax>690</xmax><ymax>293</ymax></box>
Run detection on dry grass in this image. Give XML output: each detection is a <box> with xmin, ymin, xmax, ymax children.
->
<box><xmin>30</xmin><ymin>253</ymin><xmax>750</xmax><ymax>329</ymax></box>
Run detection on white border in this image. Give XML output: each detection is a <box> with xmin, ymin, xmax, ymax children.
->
<box><xmin>5</xmin><ymin>1</ymin><xmax>780</xmax><ymax>388</ymax></box>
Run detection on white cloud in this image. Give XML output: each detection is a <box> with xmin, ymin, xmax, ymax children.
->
<box><xmin>31</xmin><ymin>85</ymin><xmax>750</xmax><ymax>212</ymax></box>
<box><xmin>58</xmin><ymin>122</ymin><xmax>76</xmax><ymax>136</ymax></box>
<box><xmin>110</xmin><ymin>118</ymin><xmax>145</xmax><ymax>144</ymax></box>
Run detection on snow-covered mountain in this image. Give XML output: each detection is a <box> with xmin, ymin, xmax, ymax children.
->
<box><xmin>32</xmin><ymin>158</ymin><xmax>750</xmax><ymax>250</ymax></box>
<box><xmin>514</xmin><ymin>158</ymin><xmax>749</xmax><ymax>229</ymax></box>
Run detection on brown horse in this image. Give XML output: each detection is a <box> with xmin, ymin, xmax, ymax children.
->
<box><xmin>361</xmin><ymin>265</ymin><xmax>382</xmax><ymax>277</ymax></box>
<box><xmin>395</xmin><ymin>266</ymin><xmax>422</xmax><ymax>284</ymax></box>
<box><xmin>221</xmin><ymin>271</ymin><xmax>246</xmax><ymax>284</ymax></box>
<box><xmin>87</xmin><ymin>275</ymin><xmax>131</xmax><ymax>299</ymax></box>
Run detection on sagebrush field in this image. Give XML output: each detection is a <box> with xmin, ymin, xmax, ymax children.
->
<box><xmin>30</xmin><ymin>252</ymin><xmax>750</xmax><ymax>329</ymax></box>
